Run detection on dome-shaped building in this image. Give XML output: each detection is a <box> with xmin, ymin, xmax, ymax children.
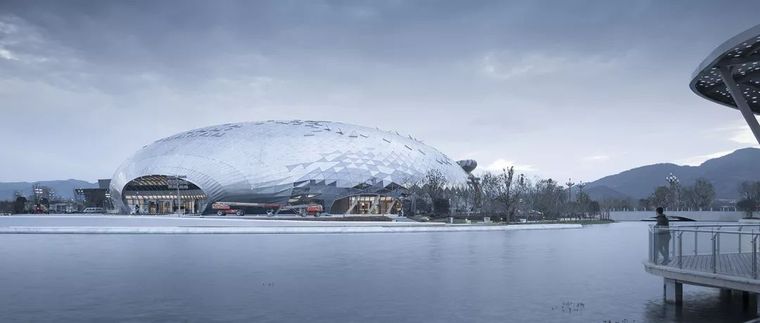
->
<box><xmin>110</xmin><ymin>120</ymin><xmax>474</xmax><ymax>215</ymax></box>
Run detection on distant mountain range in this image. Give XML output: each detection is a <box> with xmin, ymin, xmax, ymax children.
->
<box><xmin>0</xmin><ymin>179</ymin><xmax>97</xmax><ymax>201</ymax></box>
<box><xmin>585</xmin><ymin>148</ymin><xmax>760</xmax><ymax>201</ymax></box>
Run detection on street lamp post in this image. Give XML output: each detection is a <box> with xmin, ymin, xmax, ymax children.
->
<box><xmin>576</xmin><ymin>181</ymin><xmax>586</xmax><ymax>217</ymax></box>
<box><xmin>666</xmin><ymin>173</ymin><xmax>680</xmax><ymax>211</ymax></box>
<box><xmin>565</xmin><ymin>179</ymin><xmax>575</xmax><ymax>202</ymax></box>
<box><xmin>565</xmin><ymin>179</ymin><xmax>575</xmax><ymax>218</ymax></box>
<box><xmin>576</xmin><ymin>181</ymin><xmax>585</xmax><ymax>201</ymax></box>
<box><xmin>168</xmin><ymin>175</ymin><xmax>188</xmax><ymax>216</ymax></box>
<box><xmin>177</xmin><ymin>175</ymin><xmax>181</xmax><ymax>215</ymax></box>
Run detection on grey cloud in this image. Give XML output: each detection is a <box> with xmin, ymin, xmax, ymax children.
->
<box><xmin>2</xmin><ymin>0</ymin><xmax>760</xmax><ymax>182</ymax></box>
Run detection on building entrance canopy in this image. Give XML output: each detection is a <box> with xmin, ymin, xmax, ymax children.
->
<box><xmin>690</xmin><ymin>24</ymin><xmax>760</xmax><ymax>143</ymax></box>
<box><xmin>122</xmin><ymin>175</ymin><xmax>207</xmax><ymax>214</ymax></box>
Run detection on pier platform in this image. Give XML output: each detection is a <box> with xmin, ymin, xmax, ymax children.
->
<box><xmin>645</xmin><ymin>224</ymin><xmax>760</xmax><ymax>311</ymax></box>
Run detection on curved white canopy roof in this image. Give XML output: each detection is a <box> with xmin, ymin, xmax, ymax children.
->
<box><xmin>690</xmin><ymin>24</ymin><xmax>760</xmax><ymax>113</ymax></box>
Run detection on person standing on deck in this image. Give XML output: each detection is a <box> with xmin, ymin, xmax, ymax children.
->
<box><xmin>655</xmin><ymin>207</ymin><xmax>671</xmax><ymax>265</ymax></box>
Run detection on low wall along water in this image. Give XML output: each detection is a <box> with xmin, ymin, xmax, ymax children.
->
<box><xmin>610</xmin><ymin>211</ymin><xmax>744</xmax><ymax>222</ymax></box>
<box><xmin>0</xmin><ymin>215</ymin><xmax>582</xmax><ymax>234</ymax></box>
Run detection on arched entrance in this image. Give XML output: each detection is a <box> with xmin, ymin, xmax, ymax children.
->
<box><xmin>122</xmin><ymin>175</ymin><xmax>208</xmax><ymax>215</ymax></box>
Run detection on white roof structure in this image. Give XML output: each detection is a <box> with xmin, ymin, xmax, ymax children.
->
<box><xmin>110</xmin><ymin>120</ymin><xmax>472</xmax><ymax>213</ymax></box>
<box><xmin>690</xmin><ymin>24</ymin><xmax>760</xmax><ymax>143</ymax></box>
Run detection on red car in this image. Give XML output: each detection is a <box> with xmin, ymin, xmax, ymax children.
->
<box><xmin>212</xmin><ymin>202</ymin><xmax>245</xmax><ymax>216</ymax></box>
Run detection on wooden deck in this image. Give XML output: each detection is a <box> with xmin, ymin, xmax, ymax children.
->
<box><xmin>645</xmin><ymin>252</ymin><xmax>760</xmax><ymax>293</ymax></box>
<box><xmin>665</xmin><ymin>253</ymin><xmax>758</xmax><ymax>279</ymax></box>
<box><xmin>645</xmin><ymin>225</ymin><xmax>760</xmax><ymax>305</ymax></box>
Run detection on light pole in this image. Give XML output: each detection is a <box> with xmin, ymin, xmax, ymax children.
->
<box><xmin>565</xmin><ymin>179</ymin><xmax>575</xmax><ymax>202</ymax></box>
<box><xmin>177</xmin><ymin>175</ymin><xmax>181</xmax><ymax>215</ymax></box>
<box><xmin>576</xmin><ymin>181</ymin><xmax>586</xmax><ymax>218</ymax></box>
<box><xmin>576</xmin><ymin>181</ymin><xmax>585</xmax><ymax>201</ymax></box>
<box><xmin>565</xmin><ymin>179</ymin><xmax>575</xmax><ymax>218</ymax></box>
<box><xmin>666</xmin><ymin>173</ymin><xmax>679</xmax><ymax>211</ymax></box>
<box><xmin>168</xmin><ymin>175</ymin><xmax>187</xmax><ymax>216</ymax></box>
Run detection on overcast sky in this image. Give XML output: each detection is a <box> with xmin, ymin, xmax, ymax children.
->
<box><xmin>1</xmin><ymin>0</ymin><xmax>760</xmax><ymax>183</ymax></box>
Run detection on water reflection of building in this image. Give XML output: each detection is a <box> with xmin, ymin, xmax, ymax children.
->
<box><xmin>109</xmin><ymin>120</ymin><xmax>475</xmax><ymax>215</ymax></box>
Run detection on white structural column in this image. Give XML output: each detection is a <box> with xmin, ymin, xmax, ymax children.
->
<box><xmin>719</xmin><ymin>66</ymin><xmax>760</xmax><ymax>145</ymax></box>
<box><xmin>664</xmin><ymin>278</ymin><xmax>683</xmax><ymax>305</ymax></box>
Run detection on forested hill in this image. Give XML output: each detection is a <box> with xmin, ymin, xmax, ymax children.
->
<box><xmin>585</xmin><ymin>148</ymin><xmax>760</xmax><ymax>200</ymax></box>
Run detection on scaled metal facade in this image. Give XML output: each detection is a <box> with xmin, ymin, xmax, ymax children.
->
<box><xmin>110</xmin><ymin>120</ymin><xmax>472</xmax><ymax>214</ymax></box>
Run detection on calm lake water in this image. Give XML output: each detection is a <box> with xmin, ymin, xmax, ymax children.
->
<box><xmin>0</xmin><ymin>222</ymin><xmax>756</xmax><ymax>322</ymax></box>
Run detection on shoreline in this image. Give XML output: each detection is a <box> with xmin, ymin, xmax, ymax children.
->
<box><xmin>0</xmin><ymin>215</ymin><xmax>582</xmax><ymax>234</ymax></box>
<box><xmin>0</xmin><ymin>224</ymin><xmax>582</xmax><ymax>234</ymax></box>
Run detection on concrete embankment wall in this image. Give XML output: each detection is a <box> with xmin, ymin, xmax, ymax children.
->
<box><xmin>0</xmin><ymin>215</ymin><xmax>440</xmax><ymax>227</ymax></box>
<box><xmin>610</xmin><ymin>211</ymin><xmax>744</xmax><ymax>222</ymax></box>
<box><xmin>0</xmin><ymin>224</ymin><xmax>582</xmax><ymax>234</ymax></box>
<box><xmin>0</xmin><ymin>215</ymin><xmax>582</xmax><ymax>234</ymax></box>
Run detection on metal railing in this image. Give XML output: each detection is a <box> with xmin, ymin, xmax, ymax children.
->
<box><xmin>648</xmin><ymin>224</ymin><xmax>760</xmax><ymax>279</ymax></box>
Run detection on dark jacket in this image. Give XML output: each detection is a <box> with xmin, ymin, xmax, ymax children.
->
<box><xmin>655</xmin><ymin>214</ymin><xmax>670</xmax><ymax>237</ymax></box>
<box><xmin>655</xmin><ymin>214</ymin><xmax>669</xmax><ymax>226</ymax></box>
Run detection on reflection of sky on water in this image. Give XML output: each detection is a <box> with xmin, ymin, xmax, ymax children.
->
<box><xmin>0</xmin><ymin>221</ymin><xmax>754</xmax><ymax>322</ymax></box>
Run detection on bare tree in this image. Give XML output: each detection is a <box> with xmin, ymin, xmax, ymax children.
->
<box><xmin>650</xmin><ymin>186</ymin><xmax>670</xmax><ymax>209</ymax></box>
<box><xmin>737</xmin><ymin>181</ymin><xmax>760</xmax><ymax>218</ymax></box>
<box><xmin>531</xmin><ymin>178</ymin><xmax>566</xmax><ymax>219</ymax></box>
<box><xmin>421</xmin><ymin>169</ymin><xmax>449</xmax><ymax>216</ymax></box>
<box><xmin>399</xmin><ymin>175</ymin><xmax>423</xmax><ymax>216</ymax></box>
<box><xmin>692</xmin><ymin>178</ymin><xmax>715</xmax><ymax>210</ymax></box>
<box><xmin>679</xmin><ymin>186</ymin><xmax>696</xmax><ymax>211</ymax></box>
<box><xmin>495</xmin><ymin>167</ymin><xmax>515</xmax><ymax>223</ymax></box>
<box><xmin>480</xmin><ymin>167</ymin><xmax>526</xmax><ymax>223</ymax></box>
<box><xmin>450</xmin><ymin>185</ymin><xmax>476</xmax><ymax>214</ymax></box>
<box><xmin>479</xmin><ymin>172</ymin><xmax>500</xmax><ymax>216</ymax></box>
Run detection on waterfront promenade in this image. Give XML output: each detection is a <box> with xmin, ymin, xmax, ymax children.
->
<box><xmin>0</xmin><ymin>215</ymin><xmax>581</xmax><ymax>234</ymax></box>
